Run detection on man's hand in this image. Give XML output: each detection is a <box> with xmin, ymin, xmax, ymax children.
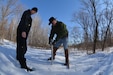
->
<box><xmin>22</xmin><ymin>32</ymin><xmax>26</xmax><ymax>38</ymax></box>
<box><xmin>49</xmin><ymin>39</ymin><xmax>53</xmax><ymax>45</ymax></box>
<box><xmin>49</xmin><ymin>40</ymin><xmax>56</xmax><ymax>45</ymax></box>
<box><xmin>49</xmin><ymin>40</ymin><xmax>52</xmax><ymax>45</ymax></box>
<box><xmin>52</xmin><ymin>41</ymin><xmax>56</xmax><ymax>45</ymax></box>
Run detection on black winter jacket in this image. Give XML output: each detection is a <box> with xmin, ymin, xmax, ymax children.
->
<box><xmin>17</xmin><ymin>9</ymin><xmax>32</xmax><ymax>38</ymax></box>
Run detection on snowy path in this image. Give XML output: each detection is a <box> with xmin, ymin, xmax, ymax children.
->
<box><xmin>0</xmin><ymin>40</ymin><xmax>113</xmax><ymax>75</ymax></box>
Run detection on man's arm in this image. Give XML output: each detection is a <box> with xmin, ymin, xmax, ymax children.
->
<box><xmin>49</xmin><ymin>27</ymin><xmax>55</xmax><ymax>44</ymax></box>
<box><xmin>21</xmin><ymin>11</ymin><xmax>30</xmax><ymax>32</ymax></box>
<box><xmin>21</xmin><ymin>11</ymin><xmax>31</xmax><ymax>38</ymax></box>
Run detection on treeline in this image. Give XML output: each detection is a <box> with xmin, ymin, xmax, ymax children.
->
<box><xmin>2</xmin><ymin>0</ymin><xmax>113</xmax><ymax>52</ymax></box>
<box><xmin>0</xmin><ymin>0</ymin><xmax>49</xmax><ymax>47</ymax></box>
<box><xmin>72</xmin><ymin>0</ymin><xmax>113</xmax><ymax>53</ymax></box>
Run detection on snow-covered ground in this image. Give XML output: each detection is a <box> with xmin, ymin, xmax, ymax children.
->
<box><xmin>0</xmin><ymin>40</ymin><xmax>113</xmax><ymax>75</ymax></box>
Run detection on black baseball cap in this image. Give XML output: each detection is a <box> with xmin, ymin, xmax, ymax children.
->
<box><xmin>32</xmin><ymin>7</ymin><xmax>38</xmax><ymax>12</ymax></box>
<box><xmin>49</xmin><ymin>17</ymin><xmax>56</xmax><ymax>25</ymax></box>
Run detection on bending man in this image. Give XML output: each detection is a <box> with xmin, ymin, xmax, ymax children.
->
<box><xmin>48</xmin><ymin>17</ymin><xmax>69</xmax><ymax>68</ymax></box>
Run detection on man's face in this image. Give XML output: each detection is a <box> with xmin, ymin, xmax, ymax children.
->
<box><xmin>52</xmin><ymin>20</ymin><xmax>57</xmax><ymax>26</ymax></box>
<box><xmin>31</xmin><ymin>10</ymin><xmax>37</xmax><ymax>15</ymax></box>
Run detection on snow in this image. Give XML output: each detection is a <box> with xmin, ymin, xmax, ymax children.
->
<box><xmin>0</xmin><ymin>40</ymin><xmax>113</xmax><ymax>75</ymax></box>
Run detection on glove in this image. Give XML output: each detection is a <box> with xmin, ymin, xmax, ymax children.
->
<box><xmin>49</xmin><ymin>39</ymin><xmax>53</xmax><ymax>45</ymax></box>
<box><xmin>52</xmin><ymin>40</ymin><xmax>56</xmax><ymax>45</ymax></box>
<box><xmin>49</xmin><ymin>39</ymin><xmax>56</xmax><ymax>45</ymax></box>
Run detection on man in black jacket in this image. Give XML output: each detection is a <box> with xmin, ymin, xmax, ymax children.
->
<box><xmin>16</xmin><ymin>7</ymin><xmax>38</xmax><ymax>71</ymax></box>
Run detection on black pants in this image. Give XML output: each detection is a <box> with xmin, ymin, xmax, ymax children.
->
<box><xmin>16</xmin><ymin>30</ymin><xmax>28</xmax><ymax>68</ymax></box>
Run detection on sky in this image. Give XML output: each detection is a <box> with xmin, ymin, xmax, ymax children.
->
<box><xmin>19</xmin><ymin>0</ymin><xmax>81</xmax><ymax>28</ymax></box>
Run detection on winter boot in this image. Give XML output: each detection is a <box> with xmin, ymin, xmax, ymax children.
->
<box><xmin>64</xmin><ymin>49</ymin><xmax>69</xmax><ymax>68</ymax></box>
<box><xmin>21</xmin><ymin>66</ymin><xmax>33</xmax><ymax>71</ymax></box>
<box><xmin>18</xmin><ymin>59</ymin><xmax>33</xmax><ymax>71</ymax></box>
<box><xmin>48</xmin><ymin>47</ymin><xmax>58</xmax><ymax>60</ymax></box>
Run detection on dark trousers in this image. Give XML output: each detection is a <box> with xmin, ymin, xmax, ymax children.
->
<box><xmin>16</xmin><ymin>30</ymin><xmax>28</xmax><ymax>68</ymax></box>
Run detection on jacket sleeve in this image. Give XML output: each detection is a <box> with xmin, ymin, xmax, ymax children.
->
<box><xmin>49</xmin><ymin>26</ymin><xmax>55</xmax><ymax>41</ymax></box>
<box><xmin>21</xmin><ymin>11</ymin><xmax>31</xmax><ymax>32</ymax></box>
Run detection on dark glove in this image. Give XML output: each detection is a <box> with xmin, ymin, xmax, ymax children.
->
<box><xmin>52</xmin><ymin>40</ymin><xmax>56</xmax><ymax>45</ymax></box>
<box><xmin>49</xmin><ymin>39</ymin><xmax>53</xmax><ymax>45</ymax></box>
<box><xmin>49</xmin><ymin>39</ymin><xmax>56</xmax><ymax>45</ymax></box>
<box><xmin>49</xmin><ymin>40</ymin><xmax>51</xmax><ymax>45</ymax></box>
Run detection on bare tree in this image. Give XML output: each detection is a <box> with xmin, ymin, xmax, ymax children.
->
<box><xmin>28</xmin><ymin>16</ymin><xmax>49</xmax><ymax>48</ymax></box>
<box><xmin>0</xmin><ymin>0</ymin><xmax>21</xmax><ymax>42</ymax></box>
<box><xmin>6</xmin><ymin>17</ymin><xmax>20</xmax><ymax>42</ymax></box>
<box><xmin>72</xmin><ymin>0</ymin><xmax>102</xmax><ymax>53</ymax></box>
<box><xmin>89</xmin><ymin>0</ymin><xmax>100</xmax><ymax>53</ymax></box>
<box><xmin>73</xmin><ymin>11</ymin><xmax>90</xmax><ymax>43</ymax></box>
<box><xmin>71</xmin><ymin>27</ymin><xmax>83</xmax><ymax>50</ymax></box>
<box><xmin>101</xmin><ymin>0</ymin><xmax>113</xmax><ymax>51</ymax></box>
